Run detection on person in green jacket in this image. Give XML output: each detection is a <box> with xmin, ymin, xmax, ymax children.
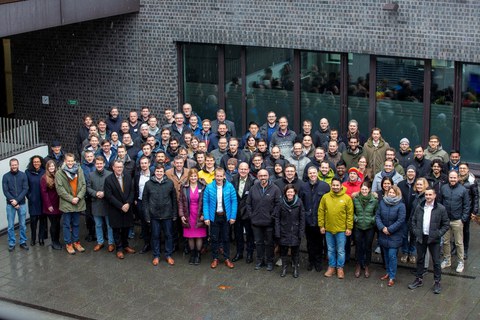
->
<box><xmin>353</xmin><ymin>181</ymin><xmax>378</xmax><ymax>278</ymax></box>
<box><xmin>318</xmin><ymin>177</ymin><xmax>354</xmax><ymax>279</ymax></box>
<box><xmin>318</xmin><ymin>161</ymin><xmax>335</xmax><ymax>185</ymax></box>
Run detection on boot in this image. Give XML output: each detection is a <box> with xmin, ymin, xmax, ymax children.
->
<box><xmin>189</xmin><ymin>249</ymin><xmax>196</xmax><ymax>265</ymax></box>
<box><xmin>194</xmin><ymin>250</ymin><xmax>201</xmax><ymax>265</ymax></box>
<box><xmin>354</xmin><ymin>264</ymin><xmax>361</xmax><ymax>278</ymax></box>
<box><xmin>280</xmin><ymin>258</ymin><xmax>288</xmax><ymax>277</ymax></box>
<box><xmin>293</xmin><ymin>257</ymin><xmax>299</xmax><ymax>278</ymax></box>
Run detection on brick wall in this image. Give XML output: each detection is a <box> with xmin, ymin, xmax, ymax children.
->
<box><xmin>10</xmin><ymin>0</ymin><xmax>480</xmax><ymax>153</ymax></box>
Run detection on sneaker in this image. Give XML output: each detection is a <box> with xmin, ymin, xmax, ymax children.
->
<box><xmin>276</xmin><ymin>258</ymin><xmax>282</xmax><ymax>267</ymax></box>
<box><xmin>409</xmin><ymin>255</ymin><xmax>416</xmax><ymax>264</ymax></box>
<box><xmin>73</xmin><ymin>242</ymin><xmax>85</xmax><ymax>252</ymax></box>
<box><xmin>8</xmin><ymin>245</ymin><xmax>15</xmax><ymax>252</ymax></box>
<box><xmin>433</xmin><ymin>281</ymin><xmax>442</xmax><ymax>294</ymax></box>
<box><xmin>456</xmin><ymin>262</ymin><xmax>464</xmax><ymax>273</ymax></box>
<box><xmin>440</xmin><ymin>260</ymin><xmax>451</xmax><ymax>269</ymax></box>
<box><xmin>19</xmin><ymin>243</ymin><xmax>29</xmax><ymax>251</ymax></box>
<box><xmin>66</xmin><ymin>244</ymin><xmax>75</xmax><ymax>255</ymax></box>
<box><xmin>374</xmin><ymin>246</ymin><xmax>381</xmax><ymax>254</ymax></box>
<box><xmin>408</xmin><ymin>278</ymin><xmax>423</xmax><ymax>290</ymax></box>
<box><xmin>400</xmin><ymin>254</ymin><xmax>408</xmax><ymax>263</ymax></box>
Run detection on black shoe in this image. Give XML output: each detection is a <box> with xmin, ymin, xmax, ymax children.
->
<box><xmin>433</xmin><ymin>281</ymin><xmax>441</xmax><ymax>294</ymax></box>
<box><xmin>293</xmin><ymin>266</ymin><xmax>299</xmax><ymax>278</ymax></box>
<box><xmin>8</xmin><ymin>245</ymin><xmax>15</xmax><ymax>252</ymax></box>
<box><xmin>39</xmin><ymin>239</ymin><xmax>45</xmax><ymax>246</ymax></box>
<box><xmin>19</xmin><ymin>243</ymin><xmax>29</xmax><ymax>251</ymax></box>
<box><xmin>307</xmin><ymin>263</ymin><xmax>313</xmax><ymax>271</ymax></box>
<box><xmin>464</xmin><ymin>253</ymin><xmax>468</xmax><ymax>260</ymax></box>
<box><xmin>408</xmin><ymin>278</ymin><xmax>423</xmax><ymax>290</ymax></box>
<box><xmin>314</xmin><ymin>264</ymin><xmax>323</xmax><ymax>272</ymax></box>
<box><xmin>30</xmin><ymin>240</ymin><xmax>36</xmax><ymax>246</ymax></box>
<box><xmin>232</xmin><ymin>253</ymin><xmax>243</xmax><ymax>262</ymax></box>
<box><xmin>246</xmin><ymin>253</ymin><xmax>253</xmax><ymax>264</ymax></box>
<box><xmin>194</xmin><ymin>252</ymin><xmax>201</xmax><ymax>265</ymax></box>
<box><xmin>85</xmin><ymin>235</ymin><xmax>95</xmax><ymax>242</ymax></box>
<box><xmin>266</xmin><ymin>263</ymin><xmax>274</xmax><ymax>271</ymax></box>
<box><xmin>281</xmin><ymin>266</ymin><xmax>287</xmax><ymax>277</ymax></box>
<box><xmin>255</xmin><ymin>261</ymin><xmax>264</xmax><ymax>270</ymax></box>
<box><xmin>139</xmin><ymin>244</ymin><xmax>151</xmax><ymax>254</ymax></box>
<box><xmin>184</xmin><ymin>246</ymin><xmax>190</xmax><ymax>255</ymax></box>
<box><xmin>189</xmin><ymin>253</ymin><xmax>195</xmax><ymax>265</ymax></box>
<box><xmin>52</xmin><ymin>242</ymin><xmax>62</xmax><ymax>250</ymax></box>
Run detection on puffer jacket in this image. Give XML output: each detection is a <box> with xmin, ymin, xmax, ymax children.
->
<box><xmin>353</xmin><ymin>193</ymin><xmax>378</xmax><ymax>230</ymax></box>
<box><xmin>246</xmin><ymin>181</ymin><xmax>282</xmax><ymax>226</ymax></box>
<box><xmin>275</xmin><ymin>196</ymin><xmax>305</xmax><ymax>246</ymax></box>
<box><xmin>143</xmin><ymin>176</ymin><xmax>178</xmax><ymax>221</ymax></box>
<box><xmin>318</xmin><ymin>186</ymin><xmax>354</xmax><ymax>234</ymax></box>
<box><xmin>376</xmin><ymin>199</ymin><xmax>405</xmax><ymax>248</ymax></box>
<box><xmin>203</xmin><ymin>180</ymin><xmax>237</xmax><ymax>222</ymax></box>
<box><xmin>439</xmin><ymin>182</ymin><xmax>470</xmax><ymax>222</ymax></box>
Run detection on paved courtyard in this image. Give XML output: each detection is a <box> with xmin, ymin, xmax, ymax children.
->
<box><xmin>0</xmin><ymin>220</ymin><xmax>479</xmax><ymax>320</ymax></box>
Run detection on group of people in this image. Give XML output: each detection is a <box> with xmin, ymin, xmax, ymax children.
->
<box><xmin>3</xmin><ymin>104</ymin><xmax>478</xmax><ymax>293</ymax></box>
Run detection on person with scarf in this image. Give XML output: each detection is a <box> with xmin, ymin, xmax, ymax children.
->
<box><xmin>458</xmin><ymin>162</ymin><xmax>478</xmax><ymax>260</ymax></box>
<box><xmin>371</xmin><ymin>159</ymin><xmax>404</xmax><ymax>192</ymax></box>
<box><xmin>26</xmin><ymin>155</ymin><xmax>46</xmax><ymax>246</ymax></box>
<box><xmin>376</xmin><ymin>185</ymin><xmax>406</xmax><ymax>287</ymax></box>
<box><xmin>40</xmin><ymin>160</ymin><xmax>62</xmax><ymax>250</ymax></box>
<box><xmin>275</xmin><ymin>184</ymin><xmax>305</xmax><ymax>278</ymax></box>
<box><xmin>55</xmin><ymin>153</ymin><xmax>87</xmax><ymax>255</ymax></box>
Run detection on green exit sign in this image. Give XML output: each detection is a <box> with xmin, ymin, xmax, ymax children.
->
<box><xmin>68</xmin><ymin>100</ymin><xmax>78</xmax><ymax>105</ymax></box>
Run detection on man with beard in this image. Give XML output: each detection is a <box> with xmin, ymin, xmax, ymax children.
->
<box><xmin>342</xmin><ymin>136</ymin><xmax>364</xmax><ymax>170</ymax></box>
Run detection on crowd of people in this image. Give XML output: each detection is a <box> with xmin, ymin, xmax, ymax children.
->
<box><xmin>3</xmin><ymin>103</ymin><xmax>478</xmax><ymax>294</ymax></box>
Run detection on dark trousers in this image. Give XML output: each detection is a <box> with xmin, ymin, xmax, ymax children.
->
<box><xmin>416</xmin><ymin>235</ymin><xmax>441</xmax><ymax>281</ymax></box>
<box><xmin>463</xmin><ymin>219</ymin><xmax>470</xmax><ymax>254</ymax></box>
<box><xmin>280</xmin><ymin>245</ymin><xmax>300</xmax><ymax>264</ymax></box>
<box><xmin>252</xmin><ymin>225</ymin><xmax>274</xmax><ymax>264</ymax></box>
<box><xmin>354</xmin><ymin>227</ymin><xmax>375</xmax><ymax>267</ymax></box>
<box><xmin>30</xmin><ymin>215</ymin><xmax>47</xmax><ymax>242</ymax></box>
<box><xmin>47</xmin><ymin>215</ymin><xmax>61</xmax><ymax>244</ymax></box>
<box><xmin>137</xmin><ymin>200</ymin><xmax>150</xmax><ymax>245</ymax></box>
<box><xmin>210</xmin><ymin>214</ymin><xmax>230</xmax><ymax>260</ymax></box>
<box><xmin>113</xmin><ymin>227</ymin><xmax>130</xmax><ymax>251</ymax></box>
<box><xmin>84</xmin><ymin>197</ymin><xmax>95</xmax><ymax>236</ymax></box>
<box><xmin>151</xmin><ymin>218</ymin><xmax>173</xmax><ymax>258</ymax></box>
<box><xmin>234</xmin><ymin>218</ymin><xmax>254</xmax><ymax>256</ymax></box>
<box><xmin>305</xmin><ymin>226</ymin><xmax>324</xmax><ymax>267</ymax></box>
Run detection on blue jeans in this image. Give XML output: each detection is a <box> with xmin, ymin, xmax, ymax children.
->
<box><xmin>401</xmin><ymin>222</ymin><xmax>416</xmax><ymax>255</ymax></box>
<box><xmin>325</xmin><ymin>232</ymin><xmax>346</xmax><ymax>268</ymax></box>
<box><xmin>383</xmin><ymin>247</ymin><xmax>399</xmax><ymax>280</ymax></box>
<box><xmin>63</xmin><ymin>212</ymin><xmax>80</xmax><ymax>244</ymax></box>
<box><xmin>6</xmin><ymin>204</ymin><xmax>27</xmax><ymax>246</ymax></box>
<box><xmin>151</xmin><ymin>219</ymin><xmax>173</xmax><ymax>259</ymax></box>
<box><xmin>94</xmin><ymin>216</ymin><xmax>114</xmax><ymax>245</ymax></box>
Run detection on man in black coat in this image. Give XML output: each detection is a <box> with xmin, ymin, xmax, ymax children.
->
<box><xmin>408</xmin><ymin>187</ymin><xmax>449</xmax><ymax>294</ymax></box>
<box><xmin>231</xmin><ymin>162</ymin><xmax>255</xmax><ymax>263</ymax></box>
<box><xmin>104</xmin><ymin>160</ymin><xmax>136</xmax><ymax>259</ymax></box>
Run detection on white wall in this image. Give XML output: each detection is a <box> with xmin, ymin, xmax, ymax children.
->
<box><xmin>0</xmin><ymin>145</ymin><xmax>49</xmax><ymax>232</ymax></box>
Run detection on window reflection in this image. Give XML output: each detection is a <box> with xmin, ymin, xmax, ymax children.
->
<box><xmin>225</xmin><ymin>45</ymin><xmax>242</xmax><ymax>135</ymax></box>
<box><xmin>460</xmin><ymin>64</ymin><xmax>480</xmax><ymax>162</ymax></box>
<box><xmin>348</xmin><ymin>53</ymin><xmax>370</xmax><ymax>135</ymax></box>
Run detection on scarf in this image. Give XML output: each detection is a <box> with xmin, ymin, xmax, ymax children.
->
<box><xmin>357</xmin><ymin>193</ymin><xmax>372</xmax><ymax>208</ymax></box>
<box><xmin>283</xmin><ymin>195</ymin><xmax>298</xmax><ymax>207</ymax></box>
<box><xmin>62</xmin><ymin>163</ymin><xmax>79</xmax><ymax>180</ymax></box>
<box><xmin>380</xmin><ymin>170</ymin><xmax>395</xmax><ymax>179</ymax></box>
<box><xmin>383</xmin><ymin>194</ymin><xmax>402</xmax><ymax>206</ymax></box>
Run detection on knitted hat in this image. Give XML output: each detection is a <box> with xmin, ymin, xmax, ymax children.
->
<box><xmin>51</xmin><ymin>140</ymin><xmax>61</xmax><ymax>147</ymax></box>
<box><xmin>400</xmin><ymin>138</ymin><xmax>410</xmax><ymax>145</ymax></box>
<box><xmin>348</xmin><ymin>167</ymin><xmax>361</xmax><ymax>176</ymax></box>
<box><xmin>406</xmin><ymin>165</ymin><xmax>416</xmax><ymax>173</ymax></box>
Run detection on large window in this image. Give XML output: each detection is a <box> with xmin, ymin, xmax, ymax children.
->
<box><xmin>183</xmin><ymin>44</ymin><xmax>218</xmax><ymax>121</ymax></box>
<box><xmin>300</xmin><ymin>52</ymin><xmax>341</xmax><ymax>132</ymax></box>
<box><xmin>246</xmin><ymin>47</ymin><xmax>294</xmax><ymax>126</ymax></box>
<box><xmin>225</xmin><ymin>45</ymin><xmax>242</xmax><ymax>135</ymax></box>
<box><xmin>348</xmin><ymin>53</ymin><xmax>370</xmax><ymax>135</ymax></box>
<box><xmin>376</xmin><ymin>57</ymin><xmax>424</xmax><ymax>147</ymax></box>
<box><xmin>460</xmin><ymin>63</ymin><xmax>480</xmax><ymax>162</ymax></box>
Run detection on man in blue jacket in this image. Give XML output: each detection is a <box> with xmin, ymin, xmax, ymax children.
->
<box><xmin>2</xmin><ymin>158</ymin><xmax>29</xmax><ymax>251</ymax></box>
<box><xmin>203</xmin><ymin>167</ymin><xmax>237</xmax><ymax>269</ymax></box>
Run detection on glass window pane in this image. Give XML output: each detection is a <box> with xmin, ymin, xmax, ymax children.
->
<box><xmin>183</xmin><ymin>44</ymin><xmax>218</xmax><ymax>121</ymax></box>
<box><xmin>376</xmin><ymin>57</ymin><xmax>424</xmax><ymax>147</ymax></box>
<box><xmin>348</xmin><ymin>53</ymin><xmax>370</xmax><ymax>135</ymax></box>
<box><xmin>300</xmin><ymin>52</ymin><xmax>341</xmax><ymax>139</ymax></box>
<box><xmin>246</xmin><ymin>47</ymin><xmax>294</xmax><ymax>126</ymax></box>
<box><xmin>430</xmin><ymin>60</ymin><xmax>454</xmax><ymax>153</ymax></box>
<box><xmin>225</xmin><ymin>45</ymin><xmax>242</xmax><ymax>136</ymax></box>
<box><xmin>460</xmin><ymin>63</ymin><xmax>480</xmax><ymax>162</ymax></box>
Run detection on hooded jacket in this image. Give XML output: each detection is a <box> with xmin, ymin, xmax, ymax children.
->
<box><xmin>353</xmin><ymin>193</ymin><xmax>378</xmax><ymax>230</ymax></box>
<box><xmin>318</xmin><ymin>186</ymin><xmax>354</xmax><ymax>234</ymax></box>
<box><xmin>424</xmin><ymin>145</ymin><xmax>449</xmax><ymax>163</ymax></box>
<box><xmin>342</xmin><ymin>145</ymin><xmax>364</xmax><ymax>169</ymax></box>
<box><xmin>318</xmin><ymin>168</ymin><xmax>335</xmax><ymax>185</ymax></box>
<box><xmin>275</xmin><ymin>195</ymin><xmax>305</xmax><ymax>246</ymax></box>
<box><xmin>363</xmin><ymin>137</ymin><xmax>390</xmax><ymax>174</ymax></box>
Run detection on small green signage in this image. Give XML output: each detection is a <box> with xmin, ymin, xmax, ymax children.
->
<box><xmin>68</xmin><ymin>100</ymin><xmax>78</xmax><ymax>105</ymax></box>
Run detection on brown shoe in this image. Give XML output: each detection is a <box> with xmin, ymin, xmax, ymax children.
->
<box><xmin>124</xmin><ymin>247</ymin><xmax>136</xmax><ymax>254</ymax></box>
<box><xmin>364</xmin><ymin>266</ymin><xmax>370</xmax><ymax>278</ymax></box>
<box><xmin>107</xmin><ymin>244</ymin><xmax>115</xmax><ymax>252</ymax></box>
<box><xmin>66</xmin><ymin>244</ymin><xmax>75</xmax><ymax>255</ymax></box>
<box><xmin>224</xmin><ymin>259</ymin><xmax>234</xmax><ymax>269</ymax></box>
<box><xmin>116</xmin><ymin>251</ymin><xmax>124</xmax><ymax>259</ymax></box>
<box><xmin>337</xmin><ymin>268</ymin><xmax>345</xmax><ymax>279</ymax></box>
<box><xmin>354</xmin><ymin>264</ymin><xmax>361</xmax><ymax>278</ymax></box>
<box><xmin>387</xmin><ymin>279</ymin><xmax>395</xmax><ymax>287</ymax></box>
<box><xmin>380</xmin><ymin>274</ymin><xmax>389</xmax><ymax>281</ymax></box>
<box><xmin>166</xmin><ymin>257</ymin><xmax>175</xmax><ymax>266</ymax></box>
<box><xmin>93</xmin><ymin>244</ymin><xmax>104</xmax><ymax>252</ymax></box>
<box><xmin>324</xmin><ymin>267</ymin><xmax>336</xmax><ymax>277</ymax></box>
<box><xmin>210</xmin><ymin>259</ymin><xmax>219</xmax><ymax>269</ymax></box>
<box><xmin>73</xmin><ymin>242</ymin><xmax>85</xmax><ymax>253</ymax></box>
<box><xmin>152</xmin><ymin>258</ymin><xmax>159</xmax><ymax>266</ymax></box>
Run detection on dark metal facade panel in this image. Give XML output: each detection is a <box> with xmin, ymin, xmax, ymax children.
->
<box><xmin>0</xmin><ymin>0</ymin><xmax>139</xmax><ymax>38</ymax></box>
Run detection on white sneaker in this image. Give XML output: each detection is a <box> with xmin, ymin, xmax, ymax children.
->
<box><xmin>456</xmin><ymin>262</ymin><xmax>464</xmax><ymax>273</ymax></box>
<box><xmin>276</xmin><ymin>258</ymin><xmax>282</xmax><ymax>266</ymax></box>
<box><xmin>441</xmin><ymin>260</ymin><xmax>451</xmax><ymax>269</ymax></box>
<box><xmin>374</xmin><ymin>246</ymin><xmax>381</xmax><ymax>254</ymax></box>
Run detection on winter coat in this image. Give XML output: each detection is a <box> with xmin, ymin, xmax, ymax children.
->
<box><xmin>424</xmin><ymin>145</ymin><xmax>449</xmax><ymax>164</ymax></box>
<box><xmin>274</xmin><ymin>177</ymin><xmax>305</xmax><ymax>197</ymax></box>
<box><xmin>300</xmin><ymin>180</ymin><xmax>330</xmax><ymax>226</ymax></box>
<box><xmin>353</xmin><ymin>193</ymin><xmax>378</xmax><ymax>230</ymax></box>
<box><xmin>269</xmin><ymin>129</ymin><xmax>297</xmax><ymax>155</ymax></box>
<box><xmin>143</xmin><ymin>176</ymin><xmax>177</xmax><ymax>221</ymax></box>
<box><xmin>411</xmin><ymin>200</ymin><xmax>449</xmax><ymax>245</ymax></box>
<box><xmin>376</xmin><ymin>199</ymin><xmax>406</xmax><ymax>248</ymax></box>
<box><xmin>342</xmin><ymin>146</ymin><xmax>364</xmax><ymax>169</ymax></box>
<box><xmin>178</xmin><ymin>182</ymin><xmax>206</xmax><ymax>228</ymax></box>
<box><xmin>87</xmin><ymin>169</ymin><xmax>112</xmax><ymax>217</ymax></box>
<box><xmin>459</xmin><ymin>173</ymin><xmax>479</xmax><ymax>215</ymax></box>
<box><xmin>246</xmin><ymin>181</ymin><xmax>282</xmax><ymax>227</ymax></box>
<box><xmin>259</xmin><ymin>122</ymin><xmax>279</xmax><ymax>145</ymax></box>
<box><xmin>55</xmin><ymin>166</ymin><xmax>86</xmax><ymax>213</ymax></box>
<box><xmin>318</xmin><ymin>168</ymin><xmax>335</xmax><ymax>185</ymax></box>
<box><xmin>44</xmin><ymin>150</ymin><xmax>65</xmax><ymax>168</ymax></box>
<box><xmin>231</xmin><ymin>174</ymin><xmax>255</xmax><ymax>220</ymax></box>
<box><xmin>285</xmin><ymin>150</ymin><xmax>311</xmax><ymax>179</ymax></box>
<box><xmin>411</xmin><ymin>157</ymin><xmax>431</xmax><ymax>178</ymax></box>
<box><xmin>439</xmin><ymin>182</ymin><xmax>470</xmax><ymax>222</ymax></box>
<box><xmin>343</xmin><ymin>172</ymin><xmax>364</xmax><ymax>197</ymax></box>
<box><xmin>363</xmin><ymin>138</ymin><xmax>390</xmax><ymax>174</ymax></box>
<box><xmin>104</xmin><ymin>173</ymin><xmax>134</xmax><ymax>228</ymax></box>
<box><xmin>318</xmin><ymin>186</ymin><xmax>354</xmax><ymax>234</ymax></box>
<box><xmin>426</xmin><ymin>172</ymin><xmax>448</xmax><ymax>195</ymax></box>
<box><xmin>165</xmin><ymin>167</ymin><xmax>190</xmax><ymax>200</ymax></box>
<box><xmin>40</xmin><ymin>175</ymin><xmax>61</xmax><ymax>215</ymax></box>
<box><xmin>203</xmin><ymin>180</ymin><xmax>237</xmax><ymax>222</ymax></box>
<box><xmin>371</xmin><ymin>171</ymin><xmax>404</xmax><ymax>193</ymax></box>
<box><xmin>106</xmin><ymin>115</ymin><xmax>122</xmax><ymax>135</ymax></box>
<box><xmin>220</xmin><ymin>149</ymin><xmax>248</xmax><ymax>171</ymax></box>
<box><xmin>397</xmin><ymin>179</ymin><xmax>417</xmax><ymax>220</ymax></box>
<box><xmin>26</xmin><ymin>167</ymin><xmax>45</xmax><ymax>215</ymax></box>
<box><xmin>275</xmin><ymin>196</ymin><xmax>305</xmax><ymax>246</ymax></box>
<box><xmin>313</xmin><ymin>127</ymin><xmax>331</xmax><ymax>149</ymax></box>
<box><xmin>2</xmin><ymin>170</ymin><xmax>28</xmax><ymax>205</ymax></box>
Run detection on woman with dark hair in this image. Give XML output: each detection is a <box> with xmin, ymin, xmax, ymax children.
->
<box><xmin>26</xmin><ymin>155</ymin><xmax>46</xmax><ymax>246</ymax></box>
<box><xmin>353</xmin><ymin>181</ymin><xmax>378</xmax><ymax>278</ymax></box>
<box><xmin>178</xmin><ymin>168</ymin><xmax>207</xmax><ymax>265</ymax></box>
<box><xmin>376</xmin><ymin>176</ymin><xmax>394</xmax><ymax>202</ymax></box>
<box><xmin>376</xmin><ymin>185</ymin><xmax>406</xmax><ymax>287</ymax></box>
<box><xmin>40</xmin><ymin>160</ymin><xmax>62</xmax><ymax>250</ymax></box>
<box><xmin>243</xmin><ymin>135</ymin><xmax>258</xmax><ymax>162</ymax></box>
<box><xmin>275</xmin><ymin>184</ymin><xmax>305</xmax><ymax>278</ymax></box>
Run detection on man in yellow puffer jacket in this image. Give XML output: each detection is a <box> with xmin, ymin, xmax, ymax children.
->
<box><xmin>318</xmin><ymin>177</ymin><xmax>354</xmax><ymax>279</ymax></box>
